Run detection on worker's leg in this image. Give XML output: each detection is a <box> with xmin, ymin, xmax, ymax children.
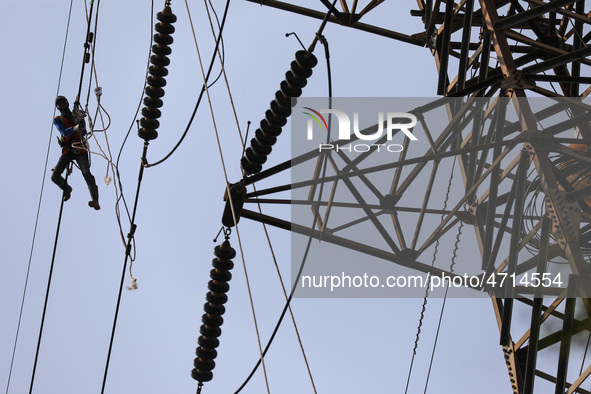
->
<box><xmin>75</xmin><ymin>152</ymin><xmax>100</xmax><ymax>210</ymax></box>
<box><xmin>51</xmin><ymin>152</ymin><xmax>73</xmax><ymax>200</ymax></box>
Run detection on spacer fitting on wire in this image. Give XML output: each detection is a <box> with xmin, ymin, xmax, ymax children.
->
<box><xmin>240</xmin><ymin>50</ymin><xmax>318</xmax><ymax>175</ymax></box>
<box><xmin>95</xmin><ymin>86</ymin><xmax>103</xmax><ymax>97</ymax></box>
<box><xmin>191</xmin><ymin>240</ymin><xmax>236</xmax><ymax>384</ymax></box>
<box><xmin>138</xmin><ymin>4</ymin><xmax>177</xmax><ymax>141</ymax></box>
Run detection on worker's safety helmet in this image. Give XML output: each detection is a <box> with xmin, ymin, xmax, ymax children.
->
<box><xmin>55</xmin><ymin>96</ymin><xmax>68</xmax><ymax>108</ymax></box>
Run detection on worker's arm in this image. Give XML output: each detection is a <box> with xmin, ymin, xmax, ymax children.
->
<box><xmin>53</xmin><ymin>117</ymin><xmax>74</xmax><ymax>137</ymax></box>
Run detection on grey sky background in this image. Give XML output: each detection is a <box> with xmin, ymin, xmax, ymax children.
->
<box><xmin>0</xmin><ymin>1</ymin><xmax>525</xmax><ymax>393</ymax></box>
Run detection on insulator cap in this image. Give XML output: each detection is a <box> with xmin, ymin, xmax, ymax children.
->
<box><xmin>255</xmin><ymin>128</ymin><xmax>277</xmax><ymax>146</ymax></box>
<box><xmin>211</xmin><ymin>258</ymin><xmax>234</xmax><ymax>271</ymax></box>
<box><xmin>260</xmin><ymin>119</ymin><xmax>282</xmax><ymax>138</ymax></box>
<box><xmin>150</xmin><ymin>54</ymin><xmax>170</xmax><ymax>67</ymax></box>
<box><xmin>250</xmin><ymin>138</ymin><xmax>273</xmax><ymax>156</ymax></box>
<box><xmin>208</xmin><ymin>279</ymin><xmax>230</xmax><ymax>293</ymax></box>
<box><xmin>143</xmin><ymin>96</ymin><xmax>164</xmax><ymax>108</ymax></box>
<box><xmin>151</xmin><ymin>43</ymin><xmax>172</xmax><ymax>56</ymax></box>
<box><xmin>157</xmin><ymin>6</ymin><xmax>178</xmax><ymax>23</ymax></box>
<box><xmin>149</xmin><ymin>64</ymin><xmax>169</xmax><ymax>76</ymax></box>
<box><xmin>191</xmin><ymin>368</ymin><xmax>213</xmax><ymax>383</ymax></box>
<box><xmin>138</xmin><ymin>128</ymin><xmax>158</xmax><ymax>140</ymax></box>
<box><xmin>202</xmin><ymin>314</ymin><xmax>224</xmax><ymax>327</ymax></box>
<box><xmin>145</xmin><ymin>85</ymin><xmax>165</xmax><ymax>98</ymax></box>
<box><xmin>142</xmin><ymin>107</ymin><xmax>162</xmax><ymax>119</ymax></box>
<box><xmin>245</xmin><ymin>147</ymin><xmax>267</xmax><ymax>165</ymax></box>
<box><xmin>270</xmin><ymin>99</ymin><xmax>292</xmax><ymax>118</ymax></box>
<box><xmin>198</xmin><ymin>335</ymin><xmax>220</xmax><ymax>349</ymax></box>
<box><xmin>295</xmin><ymin>50</ymin><xmax>318</xmax><ymax>68</ymax></box>
<box><xmin>203</xmin><ymin>302</ymin><xmax>225</xmax><ymax>316</ymax></box>
<box><xmin>275</xmin><ymin>90</ymin><xmax>292</xmax><ymax>107</ymax></box>
<box><xmin>206</xmin><ymin>291</ymin><xmax>228</xmax><ymax>305</ymax></box>
<box><xmin>148</xmin><ymin>75</ymin><xmax>167</xmax><ymax>88</ymax></box>
<box><xmin>210</xmin><ymin>268</ymin><xmax>232</xmax><ymax>282</ymax></box>
<box><xmin>154</xmin><ymin>33</ymin><xmax>174</xmax><ymax>46</ymax></box>
<box><xmin>200</xmin><ymin>324</ymin><xmax>222</xmax><ymax>338</ymax></box>
<box><xmin>194</xmin><ymin>357</ymin><xmax>216</xmax><ymax>371</ymax></box>
<box><xmin>285</xmin><ymin>70</ymin><xmax>308</xmax><ymax>89</ymax></box>
<box><xmin>155</xmin><ymin>22</ymin><xmax>175</xmax><ymax>35</ymax></box>
<box><xmin>240</xmin><ymin>156</ymin><xmax>263</xmax><ymax>174</ymax></box>
<box><xmin>264</xmin><ymin>109</ymin><xmax>287</xmax><ymax>128</ymax></box>
<box><xmin>290</xmin><ymin>60</ymin><xmax>313</xmax><ymax>78</ymax></box>
<box><xmin>140</xmin><ymin>117</ymin><xmax>160</xmax><ymax>130</ymax></box>
<box><xmin>279</xmin><ymin>79</ymin><xmax>302</xmax><ymax>98</ymax></box>
<box><xmin>196</xmin><ymin>346</ymin><xmax>218</xmax><ymax>360</ymax></box>
<box><xmin>214</xmin><ymin>242</ymin><xmax>237</xmax><ymax>259</ymax></box>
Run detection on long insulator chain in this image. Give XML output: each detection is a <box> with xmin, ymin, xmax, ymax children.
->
<box><xmin>240</xmin><ymin>50</ymin><xmax>318</xmax><ymax>175</ymax></box>
<box><xmin>138</xmin><ymin>2</ymin><xmax>177</xmax><ymax>141</ymax></box>
<box><xmin>191</xmin><ymin>239</ymin><xmax>236</xmax><ymax>385</ymax></box>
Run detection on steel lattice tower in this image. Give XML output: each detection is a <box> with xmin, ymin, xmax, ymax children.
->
<box><xmin>225</xmin><ymin>2</ymin><xmax>591</xmax><ymax>393</ymax></box>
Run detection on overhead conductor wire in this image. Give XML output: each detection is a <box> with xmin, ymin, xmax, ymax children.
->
<box><xmin>200</xmin><ymin>0</ymin><xmax>318</xmax><ymax>389</ymax></box>
<box><xmin>7</xmin><ymin>2</ymin><xmax>74</xmax><ymax>392</ymax></box>
<box><xmin>27</xmin><ymin>0</ymin><xmax>98</xmax><ymax>393</ymax></box>
<box><xmin>99</xmin><ymin>0</ymin><xmax>161</xmax><ymax>390</ymax></box>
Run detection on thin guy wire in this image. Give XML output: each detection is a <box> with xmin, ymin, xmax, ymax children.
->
<box><xmin>184</xmin><ymin>0</ymin><xmax>271</xmax><ymax>391</ymax></box>
<box><xmin>201</xmin><ymin>0</ymin><xmax>318</xmax><ymax>388</ymax></box>
<box><xmin>5</xmin><ymin>2</ymin><xmax>74</xmax><ymax>393</ymax></box>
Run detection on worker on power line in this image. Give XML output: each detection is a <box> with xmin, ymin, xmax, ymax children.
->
<box><xmin>51</xmin><ymin>96</ymin><xmax>100</xmax><ymax>210</ymax></box>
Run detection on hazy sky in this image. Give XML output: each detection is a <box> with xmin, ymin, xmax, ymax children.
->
<box><xmin>0</xmin><ymin>1</ymin><xmax>526</xmax><ymax>393</ymax></box>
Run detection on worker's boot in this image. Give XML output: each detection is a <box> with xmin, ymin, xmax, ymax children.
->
<box><xmin>88</xmin><ymin>184</ymin><xmax>100</xmax><ymax>210</ymax></box>
<box><xmin>62</xmin><ymin>184</ymin><xmax>72</xmax><ymax>202</ymax></box>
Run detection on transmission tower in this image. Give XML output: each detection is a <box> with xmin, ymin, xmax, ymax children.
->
<box><xmin>222</xmin><ymin>2</ymin><xmax>591</xmax><ymax>393</ymax></box>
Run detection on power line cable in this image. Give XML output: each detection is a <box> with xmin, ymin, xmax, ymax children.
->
<box><xmin>29</xmin><ymin>167</ymin><xmax>72</xmax><ymax>394</ymax></box>
<box><xmin>29</xmin><ymin>1</ymin><xmax>102</xmax><ymax>391</ymax></box>
<box><xmin>5</xmin><ymin>2</ymin><xmax>75</xmax><ymax>393</ymax></box>
<box><xmin>100</xmin><ymin>142</ymin><xmax>149</xmax><ymax>394</ymax></box>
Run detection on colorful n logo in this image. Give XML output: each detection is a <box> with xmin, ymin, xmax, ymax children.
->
<box><xmin>303</xmin><ymin>107</ymin><xmax>328</xmax><ymax>140</ymax></box>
